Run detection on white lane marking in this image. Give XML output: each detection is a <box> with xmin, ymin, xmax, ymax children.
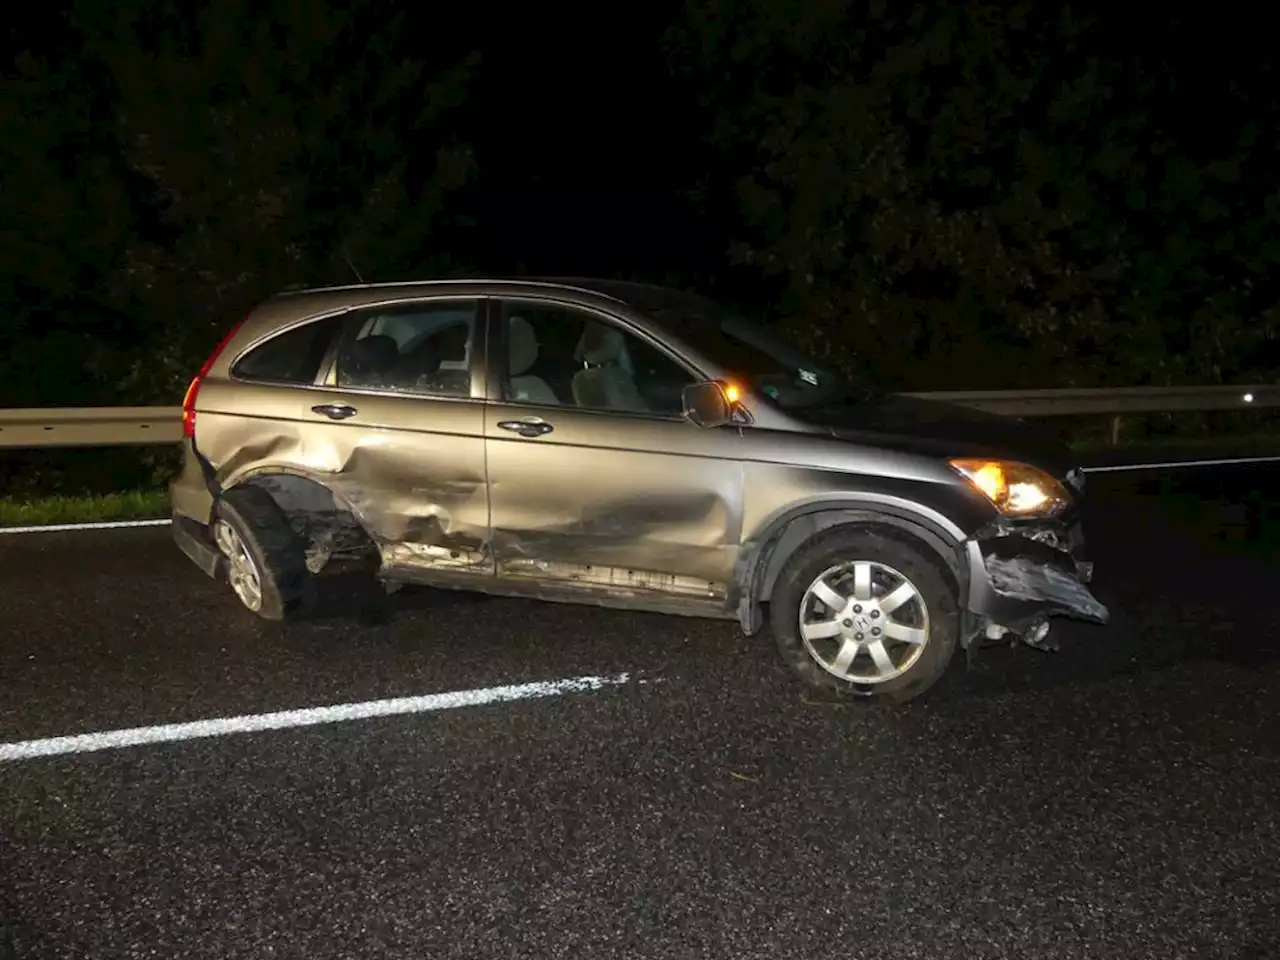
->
<box><xmin>0</xmin><ymin>518</ymin><xmax>169</xmax><ymax>535</ymax></box>
<box><xmin>0</xmin><ymin>673</ymin><xmax>633</xmax><ymax>762</ymax></box>
<box><xmin>1083</xmin><ymin>455</ymin><xmax>1280</xmax><ymax>474</ymax></box>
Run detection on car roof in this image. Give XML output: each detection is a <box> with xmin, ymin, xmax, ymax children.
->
<box><xmin>270</xmin><ymin>276</ymin><xmax>715</xmax><ymax>315</ymax></box>
<box><xmin>271</xmin><ymin>277</ymin><xmax>619</xmax><ymax>303</ymax></box>
<box><xmin>232</xmin><ymin>277</ymin><xmax>720</xmax><ymax>365</ymax></box>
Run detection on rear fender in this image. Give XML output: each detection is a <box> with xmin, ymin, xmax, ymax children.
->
<box><xmin>219</xmin><ymin>466</ymin><xmax>376</xmax><ymax>569</ymax></box>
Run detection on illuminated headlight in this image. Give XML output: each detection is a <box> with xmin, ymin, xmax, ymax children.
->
<box><xmin>949</xmin><ymin>458</ymin><xmax>1071</xmax><ymax>518</ymax></box>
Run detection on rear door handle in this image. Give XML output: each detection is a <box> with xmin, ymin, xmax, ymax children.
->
<box><xmin>497</xmin><ymin>418</ymin><xmax>554</xmax><ymax>438</ymax></box>
<box><xmin>312</xmin><ymin>403</ymin><xmax>358</xmax><ymax>420</ymax></box>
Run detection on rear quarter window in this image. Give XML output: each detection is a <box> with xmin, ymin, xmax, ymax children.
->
<box><xmin>231</xmin><ymin>315</ymin><xmax>343</xmax><ymax>384</ymax></box>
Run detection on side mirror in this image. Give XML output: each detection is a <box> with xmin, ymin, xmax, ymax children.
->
<box><xmin>682</xmin><ymin>381</ymin><xmax>732</xmax><ymax>428</ymax></box>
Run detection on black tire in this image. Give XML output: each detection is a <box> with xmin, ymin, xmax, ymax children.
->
<box><xmin>769</xmin><ymin>525</ymin><xmax>959</xmax><ymax>703</ymax></box>
<box><xmin>214</xmin><ymin>485</ymin><xmax>315</xmax><ymax>621</ymax></box>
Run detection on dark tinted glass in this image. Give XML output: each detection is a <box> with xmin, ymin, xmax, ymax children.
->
<box><xmin>232</xmin><ymin>316</ymin><xmax>342</xmax><ymax>384</ymax></box>
<box><xmin>332</xmin><ymin>301</ymin><xmax>477</xmax><ymax>397</ymax></box>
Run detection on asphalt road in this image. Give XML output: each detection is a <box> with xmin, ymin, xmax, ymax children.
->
<box><xmin>2</xmin><ymin>466</ymin><xmax>1278</xmax><ymax>960</ymax></box>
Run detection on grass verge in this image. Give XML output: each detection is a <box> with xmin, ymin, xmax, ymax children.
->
<box><xmin>0</xmin><ymin>489</ymin><xmax>168</xmax><ymax>528</ymax></box>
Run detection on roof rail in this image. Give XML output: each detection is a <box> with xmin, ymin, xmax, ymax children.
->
<box><xmin>270</xmin><ymin>277</ymin><xmax>633</xmax><ymax>304</ymax></box>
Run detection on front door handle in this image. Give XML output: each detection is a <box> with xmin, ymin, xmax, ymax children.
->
<box><xmin>312</xmin><ymin>403</ymin><xmax>358</xmax><ymax>420</ymax></box>
<box><xmin>497</xmin><ymin>418</ymin><xmax>554</xmax><ymax>438</ymax></box>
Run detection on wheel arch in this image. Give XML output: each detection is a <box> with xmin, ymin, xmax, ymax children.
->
<box><xmin>218</xmin><ymin>466</ymin><xmax>377</xmax><ymax>563</ymax></box>
<box><xmin>733</xmin><ymin>497</ymin><xmax>970</xmax><ymax>635</ymax></box>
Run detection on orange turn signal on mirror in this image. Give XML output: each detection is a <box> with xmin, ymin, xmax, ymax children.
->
<box><xmin>723</xmin><ymin>382</ymin><xmax>741</xmax><ymax>404</ymax></box>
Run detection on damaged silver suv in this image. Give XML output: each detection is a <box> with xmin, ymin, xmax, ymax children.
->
<box><xmin>169</xmin><ymin>278</ymin><xmax>1108</xmax><ymax>702</ymax></box>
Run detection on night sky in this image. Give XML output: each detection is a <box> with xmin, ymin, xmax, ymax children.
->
<box><xmin>3</xmin><ymin>1</ymin><xmax>1279</xmax><ymax>410</ymax></box>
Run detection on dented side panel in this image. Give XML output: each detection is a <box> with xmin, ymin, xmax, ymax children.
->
<box><xmin>195</xmin><ymin>377</ymin><xmax>491</xmax><ymax>572</ymax></box>
<box><xmin>484</xmin><ymin>402</ymin><xmax>745</xmax><ymax>594</ymax></box>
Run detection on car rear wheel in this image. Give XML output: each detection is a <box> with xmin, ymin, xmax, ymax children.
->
<box><xmin>213</xmin><ymin>486</ymin><xmax>315</xmax><ymax>621</ymax></box>
<box><xmin>769</xmin><ymin>526</ymin><xmax>958</xmax><ymax>703</ymax></box>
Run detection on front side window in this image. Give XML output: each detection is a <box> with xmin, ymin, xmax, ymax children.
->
<box><xmin>232</xmin><ymin>315</ymin><xmax>344</xmax><ymax>385</ymax></box>
<box><xmin>498</xmin><ymin>300</ymin><xmax>695</xmax><ymax>417</ymax></box>
<box><xmin>332</xmin><ymin>300</ymin><xmax>478</xmax><ymax>397</ymax></box>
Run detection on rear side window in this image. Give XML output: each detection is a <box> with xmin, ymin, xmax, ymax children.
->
<box><xmin>231</xmin><ymin>315</ymin><xmax>343</xmax><ymax>384</ymax></box>
<box><xmin>331</xmin><ymin>300</ymin><xmax>479</xmax><ymax>397</ymax></box>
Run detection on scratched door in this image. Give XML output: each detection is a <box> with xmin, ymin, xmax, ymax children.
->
<box><xmin>283</xmin><ymin>296</ymin><xmax>493</xmax><ymax>573</ymax></box>
<box><xmin>483</xmin><ymin>297</ymin><xmax>745</xmax><ymax>599</ymax></box>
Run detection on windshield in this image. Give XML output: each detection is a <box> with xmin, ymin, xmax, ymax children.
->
<box><xmin>645</xmin><ymin>296</ymin><xmax>858</xmax><ymax>409</ymax></box>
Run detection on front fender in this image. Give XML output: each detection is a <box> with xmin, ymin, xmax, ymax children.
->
<box><xmin>732</xmin><ymin>495</ymin><xmax>974</xmax><ymax>635</ymax></box>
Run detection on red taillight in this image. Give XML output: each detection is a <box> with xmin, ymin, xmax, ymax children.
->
<box><xmin>182</xmin><ymin>320</ymin><xmax>245</xmax><ymax>438</ymax></box>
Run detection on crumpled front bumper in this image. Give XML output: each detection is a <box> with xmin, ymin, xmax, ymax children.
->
<box><xmin>964</xmin><ymin>521</ymin><xmax>1108</xmax><ymax>635</ymax></box>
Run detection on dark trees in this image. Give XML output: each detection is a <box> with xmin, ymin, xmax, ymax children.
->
<box><xmin>1</xmin><ymin>0</ymin><xmax>479</xmax><ymax>405</ymax></box>
<box><xmin>667</xmin><ymin>1</ymin><xmax>1280</xmax><ymax>389</ymax></box>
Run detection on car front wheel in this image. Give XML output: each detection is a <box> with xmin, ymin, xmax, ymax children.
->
<box><xmin>769</xmin><ymin>526</ymin><xmax>959</xmax><ymax>703</ymax></box>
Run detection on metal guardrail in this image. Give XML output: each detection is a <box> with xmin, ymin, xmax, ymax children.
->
<box><xmin>0</xmin><ymin>386</ymin><xmax>1275</xmax><ymax>449</ymax></box>
<box><xmin>899</xmin><ymin>385</ymin><xmax>1280</xmax><ymax>417</ymax></box>
<box><xmin>0</xmin><ymin>406</ymin><xmax>182</xmax><ymax>448</ymax></box>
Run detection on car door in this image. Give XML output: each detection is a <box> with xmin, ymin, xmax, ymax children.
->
<box><xmin>482</xmin><ymin>296</ymin><xmax>746</xmax><ymax>600</ymax></box>
<box><xmin>288</xmin><ymin>296</ymin><xmax>493</xmax><ymax>574</ymax></box>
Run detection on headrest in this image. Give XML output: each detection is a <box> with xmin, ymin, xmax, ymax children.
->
<box><xmin>435</xmin><ymin>322</ymin><xmax>469</xmax><ymax>361</ymax></box>
<box><xmin>509</xmin><ymin>316</ymin><xmax>538</xmax><ymax>376</ymax></box>
<box><xmin>574</xmin><ymin>322</ymin><xmax>626</xmax><ymax>365</ymax></box>
<box><xmin>347</xmin><ymin>335</ymin><xmax>399</xmax><ymax>373</ymax></box>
